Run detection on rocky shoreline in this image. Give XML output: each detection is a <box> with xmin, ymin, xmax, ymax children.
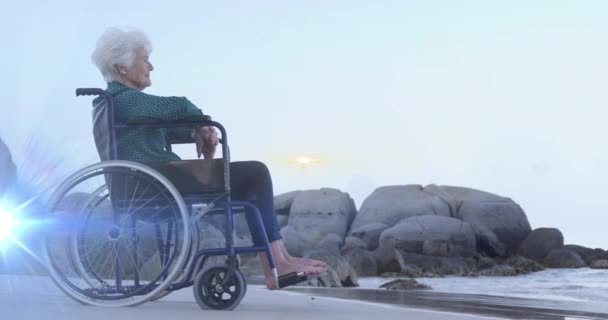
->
<box><xmin>242</xmin><ymin>186</ymin><xmax>607</xmax><ymax>287</ymax></box>
<box><xmin>1</xmin><ymin>136</ymin><xmax>606</xmax><ymax>286</ymax></box>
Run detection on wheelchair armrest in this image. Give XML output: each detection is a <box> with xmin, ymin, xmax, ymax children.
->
<box><xmin>127</xmin><ymin>115</ymin><xmax>222</xmax><ymax>145</ymax></box>
<box><xmin>126</xmin><ymin>115</ymin><xmax>212</xmax><ymax>125</ymax></box>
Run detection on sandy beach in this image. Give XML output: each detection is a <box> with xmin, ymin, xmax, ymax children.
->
<box><xmin>1</xmin><ymin>274</ymin><xmax>606</xmax><ymax>320</ymax></box>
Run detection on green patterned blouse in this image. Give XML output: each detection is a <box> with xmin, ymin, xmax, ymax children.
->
<box><xmin>94</xmin><ymin>81</ymin><xmax>203</xmax><ymax>161</ymax></box>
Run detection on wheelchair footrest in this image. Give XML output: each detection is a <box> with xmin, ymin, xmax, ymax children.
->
<box><xmin>278</xmin><ymin>272</ymin><xmax>308</xmax><ymax>288</ymax></box>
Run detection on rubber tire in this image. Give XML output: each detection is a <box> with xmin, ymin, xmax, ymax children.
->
<box><xmin>44</xmin><ymin>160</ymin><xmax>191</xmax><ymax>307</ymax></box>
<box><xmin>193</xmin><ymin>265</ymin><xmax>246</xmax><ymax>310</ymax></box>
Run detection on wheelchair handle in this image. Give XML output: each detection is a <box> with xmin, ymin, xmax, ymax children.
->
<box><xmin>76</xmin><ymin>88</ymin><xmax>109</xmax><ymax>97</ymax></box>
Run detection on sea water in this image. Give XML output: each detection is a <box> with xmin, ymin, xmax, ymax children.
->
<box><xmin>359</xmin><ymin>268</ymin><xmax>608</xmax><ymax>302</ymax></box>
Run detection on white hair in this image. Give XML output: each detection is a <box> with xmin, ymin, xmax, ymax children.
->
<box><xmin>91</xmin><ymin>28</ymin><xmax>153</xmax><ymax>82</ymax></box>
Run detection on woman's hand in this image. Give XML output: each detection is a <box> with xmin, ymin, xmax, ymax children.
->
<box><xmin>192</xmin><ymin>126</ymin><xmax>218</xmax><ymax>159</ymax></box>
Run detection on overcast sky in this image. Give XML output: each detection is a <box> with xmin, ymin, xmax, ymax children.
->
<box><xmin>1</xmin><ymin>1</ymin><xmax>607</xmax><ymax>248</ymax></box>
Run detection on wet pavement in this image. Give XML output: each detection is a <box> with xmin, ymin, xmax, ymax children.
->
<box><xmin>286</xmin><ymin>287</ymin><xmax>608</xmax><ymax>320</ymax></box>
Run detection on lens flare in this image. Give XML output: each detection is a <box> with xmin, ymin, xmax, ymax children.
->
<box><xmin>0</xmin><ymin>212</ymin><xmax>18</xmax><ymax>244</ymax></box>
<box><xmin>0</xmin><ymin>195</ymin><xmax>39</xmax><ymax>248</ymax></box>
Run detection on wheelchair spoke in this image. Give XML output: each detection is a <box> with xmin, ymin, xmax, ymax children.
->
<box><xmin>125</xmin><ymin>179</ymin><xmax>144</xmax><ymax>215</ymax></box>
<box><xmin>125</xmin><ymin>191</ymin><xmax>163</xmax><ymax>217</ymax></box>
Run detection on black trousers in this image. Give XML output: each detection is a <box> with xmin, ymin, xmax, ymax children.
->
<box><xmin>229</xmin><ymin>161</ymin><xmax>282</xmax><ymax>246</ymax></box>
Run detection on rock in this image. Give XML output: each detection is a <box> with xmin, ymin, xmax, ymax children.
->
<box><xmin>477</xmin><ymin>257</ymin><xmax>497</xmax><ymax>270</ymax></box>
<box><xmin>380</xmin><ymin>279</ymin><xmax>431</xmax><ymax>290</ymax></box>
<box><xmin>378</xmin><ymin>215</ymin><xmax>477</xmax><ymax>256</ymax></box>
<box><xmin>374</xmin><ymin>247</ymin><xmax>407</xmax><ymax>274</ymax></box>
<box><xmin>518</xmin><ymin>228</ymin><xmax>564</xmax><ymax>263</ymax></box>
<box><xmin>274</xmin><ymin>191</ymin><xmax>299</xmax><ymax>229</ymax></box>
<box><xmin>343</xmin><ymin>247</ymin><xmax>377</xmax><ymax>277</ymax></box>
<box><xmin>590</xmin><ymin>260</ymin><xmax>608</xmax><ymax>269</ymax></box>
<box><xmin>543</xmin><ymin>249</ymin><xmax>585</xmax><ymax>268</ymax></box>
<box><xmin>342</xmin><ymin>236</ymin><xmax>367</xmax><ymax>251</ymax></box>
<box><xmin>0</xmin><ymin>137</ymin><xmax>16</xmax><ymax>196</ymax></box>
<box><xmin>422</xmin><ymin>239</ymin><xmax>456</xmax><ymax>257</ymax></box>
<box><xmin>471</xmin><ymin>224</ymin><xmax>505</xmax><ymax>258</ymax></box>
<box><xmin>308</xmin><ymin>268</ymin><xmax>342</xmax><ymax>287</ymax></box>
<box><xmin>274</xmin><ymin>191</ymin><xmax>301</xmax><ymax>216</ymax></box>
<box><xmin>205</xmin><ymin>210</ymin><xmax>251</xmax><ymax>243</ymax></box>
<box><xmin>280</xmin><ymin>225</ymin><xmax>303</xmax><ymax>256</ymax></box>
<box><xmin>400</xmin><ymin>251</ymin><xmax>471</xmax><ymax>275</ymax></box>
<box><xmin>305</xmin><ymin>249</ymin><xmax>359</xmax><ymax>287</ymax></box>
<box><xmin>479</xmin><ymin>265</ymin><xmax>518</xmax><ymax>276</ymax></box>
<box><xmin>349</xmin><ymin>223</ymin><xmax>389</xmax><ymax>250</ymax></box>
<box><xmin>563</xmin><ymin>245</ymin><xmax>598</xmax><ymax>264</ymax></box>
<box><xmin>239</xmin><ymin>256</ymin><xmax>265</xmax><ymax>284</ymax></box>
<box><xmin>286</xmin><ymin>188</ymin><xmax>357</xmax><ymax>254</ymax></box>
<box><xmin>380</xmin><ymin>264</ymin><xmax>432</xmax><ymax>278</ymax></box>
<box><xmin>351</xmin><ymin>185</ymin><xmax>451</xmax><ymax>231</ymax></box>
<box><xmin>342</xmin><ymin>268</ymin><xmax>359</xmax><ymax>287</ymax></box>
<box><xmin>192</xmin><ymin>222</ymin><xmax>227</xmax><ymax>268</ymax></box>
<box><xmin>445</xmin><ymin>186</ymin><xmax>531</xmax><ymax>255</ymax></box>
<box><xmin>422</xmin><ymin>184</ymin><xmax>462</xmax><ymax>217</ymax></box>
<box><xmin>464</xmin><ymin>257</ymin><xmax>478</xmax><ymax>270</ymax></box>
<box><xmin>277</xmin><ymin>215</ymin><xmax>289</xmax><ymax>229</ymax></box>
<box><xmin>505</xmin><ymin>256</ymin><xmax>544</xmax><ymax>273</ymax></box>
<box><xmin>587</xmin><ymin>250</ymin><xmax>608</xmax><ymax>265</ymax></box>
<box><xmin>317</xmin><ymin>233</ymin><xmax>343</xmax><ymax>255</ymax></box>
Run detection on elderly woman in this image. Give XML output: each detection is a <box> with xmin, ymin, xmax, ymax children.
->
<box><xmin>90</xmin><ymin>28</ymin><xmax>325</xmax><ymax>289</ymax></box>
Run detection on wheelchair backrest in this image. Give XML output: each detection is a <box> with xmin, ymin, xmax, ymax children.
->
<box><xmin>92</xmin><ymin>97</ymin><xmax>113</xmax><ymax>161</ymax></box>
<box><xmin>77</xmin><ymin>88</ymin><xmax>123</xmax><ymax>161</ymax></box>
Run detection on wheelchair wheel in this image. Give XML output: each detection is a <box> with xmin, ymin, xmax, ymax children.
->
<box><xmin>193</xmin><ymin>265</ymin><xmax>246</xmax><ymax>310</ymax></box>
<box><xmin>43</xmin><ymin>160</ymin><xmax>191</xmax><ymax>307</ymax></box>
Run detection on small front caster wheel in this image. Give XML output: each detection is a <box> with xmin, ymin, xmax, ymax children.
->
<box><xmin>193</xmin><ymin>265</ymin><xmax>246</xmax><ymax>310</ymax></box>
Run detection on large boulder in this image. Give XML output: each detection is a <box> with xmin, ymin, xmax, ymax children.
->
<box><xmin>348</xmin><ymin>223</ymin><xmax>389</xmax><ymax>250</ymax></box>
<box><xmin>543</xmin><ymin>249</ymin><xmax>585</xmax><ymax>268</ymax></box>
<box><xmin>317</xmin><ymin>233</ymin><xmax>343</xmax><ymax>255</ymax></box>
<box><xmin>342</xmin><ymin>236</ymin><xmax>367</xmax><ymax>251</ymax></box>
<box><xmin>274</xmin><ymin>191</ymin><xmax>301</xmax><ymax>228</ymax></box>
<box><xmin>343</xmin><ymin>247</ymin><xmax>377</xmax><ymax>277</ymax></box>
<box><xmin>563</xmin><ymin>244</ymin><xmax>599</xmax><ymax>264</ymax></box>
<box><xmin>374</xmin><ymin>246</ymin><xmax>407</xmax><ymax>274</ymax></box>
<box><xmin>471</xmin><ymin>224</ymin><xmax>505</xmax><ymax>257</ymax></box>
<box><xmin>422</xmin><ymin>184</ymin><xmax>462</xmax><ymax>216</ymax></box>
<box><xmin>351</xmin><ymin>185</ymin><xmax>451</xmax><ymax>231</ymax></box>
<box><xmin>590</xmin><ymin>260</ymin><xmax>608</xmax><ymax>269</ymax></box>
<box><xmin>274</xmin><ymin>190</ymin><xmax>301</xmax><ymax>215</ymax></box>
<box><xmin>446</xmin><ymin>186</ymin><xmax>531</xmax><ymax>255</ymax></box>
<box><xmin>0</xmin><ymin>137</ymin><xmax>17</xmax><ymax>196</ymax></box>
<box><xmin>378</xmin><ymin>215</ymin><xmax>477</xmax><ymax>256</ymax></box>
<box><xmin>518</xmin><ymin>228</ymin><xmax>564</xmax><ymax>263</ymax></box>
<box><xmin>588</xmin><ymin>251</ymin><xmax>608</xmax><ymax>265</ymax></box>
<box><xmin>282</xmin><ymin>188</ymin><xmax>357</xmax><ymax>255</ymax></box>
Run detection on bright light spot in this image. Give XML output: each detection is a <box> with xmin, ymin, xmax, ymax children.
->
<box><xmin>0</xmin><ymin>212</ymin><xmax>17</xmax><ymax>238</ymax></box>
<box><xmin>291</xmin><ymin>156</ymin><xmax>320</xmax><ymax>165</ymax></box>
<box><xmin>0</xmin><ymin>196</ymin><xmax>38</xmax><ymax>248</ymax></box>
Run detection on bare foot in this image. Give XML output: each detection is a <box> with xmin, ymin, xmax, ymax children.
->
<box><xmin>285</xmin><ymin>255</ymin><xmax>327</xmax><ymax>268</ymax></box>
<box><xmin>278</xmin><ymin>242</ymin><xmax>327</xmax><ymax>267</ymax></box>
<box><xmin>265</xmin><ymin>262</ymin><xmax>325</xmax><ymax>289</ymax></box>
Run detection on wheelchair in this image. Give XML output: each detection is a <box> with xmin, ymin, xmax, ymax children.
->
<box><xmin>42</xmin><ymin>88</ymin><xmax>280</xmax><ymax>310</ymax></box>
